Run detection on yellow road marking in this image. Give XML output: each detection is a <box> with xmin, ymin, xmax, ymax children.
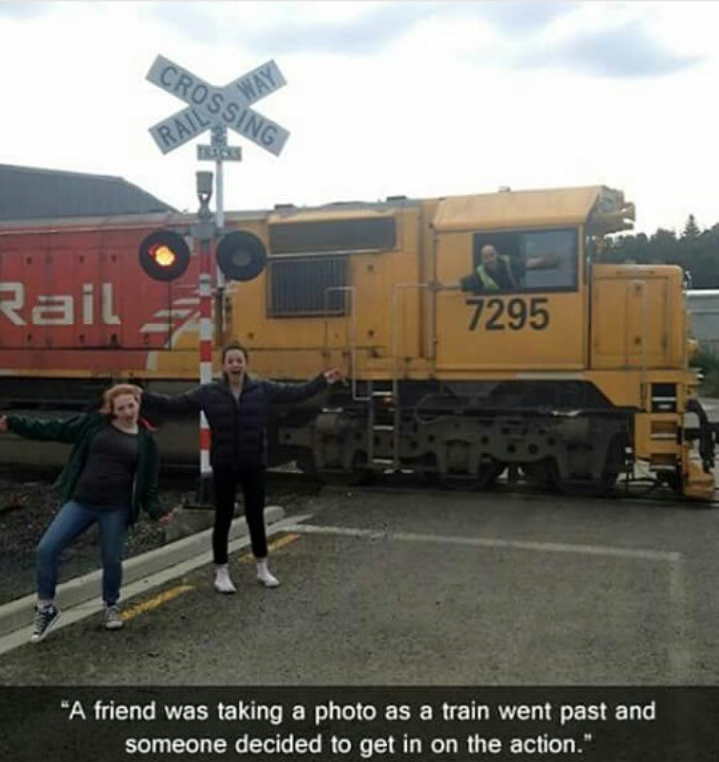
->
<box><xmin>120</xmin><ymin>534</ymin><xmax>300</xmax><ymax>621</ymax></box>
<box><xmin>120</xmin><ymin>584</ymin><xmax>195</xmax><ymax>622</ymax></box>
<box><xmin>238</xmin><ymin>532</ymin><xmax>301</xmax><ymax>563</ymax></box>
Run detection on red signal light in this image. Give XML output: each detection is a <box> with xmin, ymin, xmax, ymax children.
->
<box><xmin>139</xmin><ymin>230</ymin><xmax>190</xmax><ymax>281</ymax></box>
<box><xmin>149</xmin><ymin>243</ymin><xmax>177</xmax><ymax>268</ymax></box>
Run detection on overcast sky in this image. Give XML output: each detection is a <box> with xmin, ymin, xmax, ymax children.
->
<box><xmin>1</xmin><ymin>0</ymin><xmax>717</xmax><ymax>234</ymax></box>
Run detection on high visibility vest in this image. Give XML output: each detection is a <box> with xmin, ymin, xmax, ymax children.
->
<box><xmin>475</xmin><ymin>255</ymin><xmax>518</xmax><ymax>290</ymax></box>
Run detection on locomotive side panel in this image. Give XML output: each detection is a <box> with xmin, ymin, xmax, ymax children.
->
<box><xmin>0</xmin><ymin>224</ymin><xmax>202</xmax><ymax>376</ymax></box>
<box><xmin>225</xmin><ymin>207</ymin><xmax>426</xmax><ymax>381</ymax></box>
<box><xmin>591</xmin><ymin>264</ymin><xmax>685</xmax><ymax>370</ymax></box>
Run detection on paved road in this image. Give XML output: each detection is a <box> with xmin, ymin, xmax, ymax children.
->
<box><xmin>1</xmin><ymin>486</ymin><xmax>717</xmax><ymax>686</ymax></box>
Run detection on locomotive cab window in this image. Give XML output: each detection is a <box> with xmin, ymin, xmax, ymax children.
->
<box><xmin>461</xmin><ymin>228</ymin><xmax>578</xmax><ymax>294</ymax></box>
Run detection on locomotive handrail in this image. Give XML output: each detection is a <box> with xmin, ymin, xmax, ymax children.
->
<box><xmin>640</xmin><ymin>281</ymin><xmax>650</xmax><ymax>410</ymax></box>
<box><xmin>391</xmin><ymin>282</ymin><xmax>433</xmax><ymax>375</ymax></box>
<box><xmin>322</xmin><ymin>286</ymin><xmax>362</xmax><ymax>400</ymax></box>
<box><xmin>686</xmin><ymin>399</ymin><xmax>716</xmax><ymax>471</ymax></box>
<box><xmin>390</xmin><ymin>283</ymin><xmax>433</xmax><ymax>468</ymax></box>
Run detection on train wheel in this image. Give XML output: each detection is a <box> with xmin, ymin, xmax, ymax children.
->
<box><xmin>520</xmin><ymin>460</ymin><xmax>553</xmax><ymax>488</ymax></box>
<box><xmin>439</xmin><ymin>458</ymin><xmax>505</xmax><ymax>491</ymax></box>
<box><xmin>547</xmin><ymin>458</ymin><xmax>620</xmax><ymax>498</ymax></box>
<box><xmin>296</xmin><ymin>453</ymin><xmax>318</xmax><ymax>476</ymax></box>
<box><xmin>317</xmin><ymin>451</ymin><xmax>374</xmax><ymax>487</ymax></box>
<box><xmin>477</xmin><ymin>459</ymin><xmax>505</xmax><ymax>489</ymax></box>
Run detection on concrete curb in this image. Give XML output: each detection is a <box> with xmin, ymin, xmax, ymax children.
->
<box><xmin>0</xmin><ymin>505</ymin><xmax>285</xmax><ymax>640</ymax></box>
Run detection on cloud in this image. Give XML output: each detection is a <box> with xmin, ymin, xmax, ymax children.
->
<box><xmin>145</xmin><ymin>1</ymin><xmax>575</xmax><ymax>57</ymax></box>
<box><xmin>141</xmin><ymin>2</ymin><xmax>584</xmax><ymax>59</ymax></box>
<box><xmin>470</xmin><ymin>1</ymin><xmax>576</xmax><ymax>33</ymax></box>
<box><xmin>253</xmin><ymin>2</ymin><xmax>576</xmax><ymax>55</ymax></box>
<box><xmin>146</xmin><ymin>2</ymin><xmax>223</xmax><ymax>43</ymax></box>
<box><xmin>0</xmin><ymin>2</ymin><xmax>51</xmax><ymax>18</ymax></box>
<box><xmin>515</xmin><ymin>20</ymin><xmax>705</xmax><ymax>78</ymax></box>
<box><xmin>244</xmin><ymin>3</ymin><xmax>435</xmax><ymax>55</ymax></box>
<box><xmin>147</xmin><ymin>1</ymin><xmax>438</xmax><ymax>55</ymax></box>
<box><xmin>144</xmin><ymin>1</ymin><xmax>705</xmax><ymax>79</ymax></box>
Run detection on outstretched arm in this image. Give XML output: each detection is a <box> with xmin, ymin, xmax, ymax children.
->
<box><xmin>264</xmin><ymin>369</ymin><xmax>342</xmax><ymax>404</ymax></box>
<box><xmin>1</xmin><ymin>412</ymin><xmax>91</xmax><ymax>443</ymax></box>
<box><xmin>526</xmin><ymin>253</ymin><xmax>560</xmax><ymax>270</ymax></box>
<box><xmin>140</xmin><ymin>386</ymin><xmax>204</xmax><ymax>417</ymax></box>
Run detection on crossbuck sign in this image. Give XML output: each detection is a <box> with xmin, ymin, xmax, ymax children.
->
<box><xmin>147</xmin><ymin>56</ymin><xmax>289</xmax><ymax>156</ymax></box>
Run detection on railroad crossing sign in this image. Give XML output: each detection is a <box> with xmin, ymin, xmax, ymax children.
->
<box><xmin>146</xmin><ymin>55</ymin><xmax>289</xmax><ymax>156</ymax></box>
<box><xmin>197</xmin><ymin>145</ymin><xmax>242</xmax><ymax>162</ymax></box>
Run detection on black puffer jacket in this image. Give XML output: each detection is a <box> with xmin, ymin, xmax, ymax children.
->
<box><xmin>142</xmin><ymin>374</ymin><xmax>327</xmax><ymax>468</ymax></box>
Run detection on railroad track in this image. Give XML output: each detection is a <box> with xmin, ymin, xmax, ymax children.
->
<box><xmin>1</xmin><ymin>462</ymin><xmax>716</xmax><ymax>509</ymax></box>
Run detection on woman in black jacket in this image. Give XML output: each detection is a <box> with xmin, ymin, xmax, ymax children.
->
<box><xmin>141</xmin><ymin>341</ymin><xmax>341</xmax><ymax>593</ymax></box>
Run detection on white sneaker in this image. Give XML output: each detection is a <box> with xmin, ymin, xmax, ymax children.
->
<box><xmin>103</xmin><ymin>604</ymin><xmax>124</xmax><ymax>630</ymax></box>
<box><xmin>256</xmin><ymin>562</ymin><xmax>280</xmax><ymax>588</ymax></box>
<box><xmin>214</xmin><ymin>565</ymin><xmax>236</xmax><ymax>594</ymax></box>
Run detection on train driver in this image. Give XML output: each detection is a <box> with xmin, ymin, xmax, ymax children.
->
<box><xmin>460</xmin><ymin>244</ymin><xmax>558</xmax><ymax>292</ymax></box>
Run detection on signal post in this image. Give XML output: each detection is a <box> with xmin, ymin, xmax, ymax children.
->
<box><xmin>193</xmin><ymin>171</ymin><xmax>216</xmax><ymax>503</ymax></box>
<box><xmin>141</xmin><ymin>54</ymin><xmax>288</xmax><ymax>504</ymax></box>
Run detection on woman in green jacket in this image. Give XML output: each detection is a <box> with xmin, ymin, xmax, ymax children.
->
<box><xmin>0</xmin><ymin>384</ymin><xmax>167</xmax><ymax>643</ymax></box>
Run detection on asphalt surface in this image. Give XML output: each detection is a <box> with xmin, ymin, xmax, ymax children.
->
<box><xmin>0</xmin><ymin>473</ymin><xmax>318</xmax><ymax>606</ymax></box>
<box><xmin>1</xmin><ymin>485</ymin><xmax>717</xmax><ymax>687</ymax></box>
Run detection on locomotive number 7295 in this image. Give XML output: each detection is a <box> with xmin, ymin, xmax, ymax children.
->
<box><xmin>465</xmin><ymin>297</ymin><xmax>550</xmax><ymax>331</ymax></box>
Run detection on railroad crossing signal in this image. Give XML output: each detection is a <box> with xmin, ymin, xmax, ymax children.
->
<box><xmin>138</xmin><ymin>226</ymin><xmax>267</xmax><ymax>283</ymax></box>
<box><xmin>138</xmin><ymin>230</ymin><xmax>191</xmax><ymax>281</ymax></box>
<box><xmin>138</xmin><ymin>193</ymin><xmax>267</xmax><ymax>284</ymax></box>
<box><xmin>146</xmin><ymin>55</ymin><xmax>289</xmax><ymax>156</ymax></box>
<box><xmin>216</xmin><ymin>231</ymin><xmax>267</xmax><ymax>282</ymax></box>
<box><xmin>143</xmin><ymin>58</ymin><xmax>274</xmax><ymax>284</ymax></box>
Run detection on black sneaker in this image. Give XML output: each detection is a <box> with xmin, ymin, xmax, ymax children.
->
<box><xmin>31</xmin><ymin>604</ymin><xmax>60</xmax><ymax>644</ymax></box>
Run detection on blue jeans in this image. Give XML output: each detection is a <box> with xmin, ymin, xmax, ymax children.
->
<box><xmin>37</xmin><ymin>500</ymin><xmax>129</xmax><ymax>605</ymax></box>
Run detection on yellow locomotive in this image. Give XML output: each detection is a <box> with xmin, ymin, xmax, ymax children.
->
<box><xmin>0</xmin><ymin>185</ymin><xmax>713</xmax><ymax>499</ymax></box>
<box><xmin>211</xmin><ymin>185</ymin><xmax>712</xmax><ymax>499</ymax></box>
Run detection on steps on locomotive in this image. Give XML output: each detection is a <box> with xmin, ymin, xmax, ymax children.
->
<box><xmin>367</xmin><ymin>380</ymin><xmax>399</xmax><ymax>469</ymax></box>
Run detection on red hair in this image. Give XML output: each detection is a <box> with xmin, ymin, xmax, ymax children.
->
<box><xmin>99</xmin><ymin>384</ymin><xmax>142</xmax><ymax>416</ymax></box>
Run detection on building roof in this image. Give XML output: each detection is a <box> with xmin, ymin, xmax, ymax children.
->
<box><xmin>0</xmin><ymin>163</ymin><xmax>175</xmax><ymax>221</ymax></box>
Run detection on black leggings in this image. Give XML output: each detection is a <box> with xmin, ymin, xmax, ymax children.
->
<box><xmin>212</xmin><ymin>466</ymin><xmax>267</xmax><ymax>564</ymax></box>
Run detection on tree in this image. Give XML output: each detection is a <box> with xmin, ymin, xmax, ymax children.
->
<box><xmin>683</xmin><ymin>214</ymin><xmax>701</xmax><ymax>240</ymax></box>
<box><xmin>593</xmin><ymin>217</ymin><xmax>719</xmax><ymax>288</ymax></box>
<box><xmin>649</xmin><ymin>228</ymin><xmax>678</xmax><ymax>262</ymax></box>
